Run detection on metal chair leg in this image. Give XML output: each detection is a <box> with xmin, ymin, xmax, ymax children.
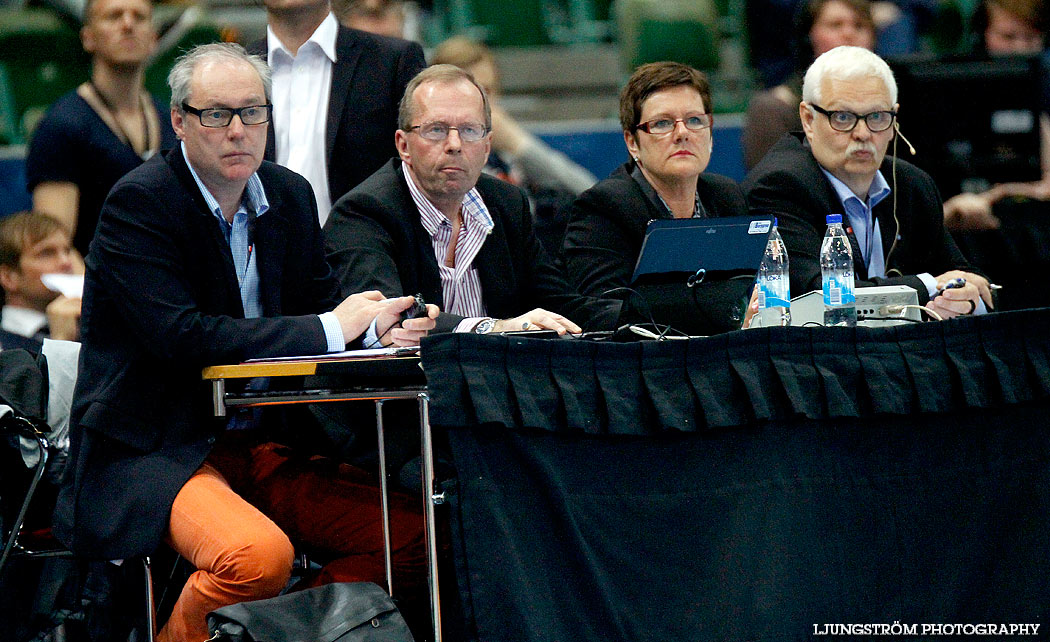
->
<box><xmin>419</xmin><ymin>392</ymin><xmax>442</xmax><ymax>641</ymax></box>
<box><xmin>0</xmin><ymin>428</ymin><xmax>49</xmax><ymax>575</ymax></box>
<box><xmin>143</xmin><ymin>556</ymin><xmax>156</xmax><ymax>642</ymax></box>
<box><xmin>375</xmin><ymin>400</ymin><xmax>394</xmax><ymax>596</ymax></box>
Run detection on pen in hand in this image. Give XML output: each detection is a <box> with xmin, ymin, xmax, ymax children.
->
<box><xmin>933</xmin><ymin>277</ymin><xmax>966</xmax><ymax>298</ymax></box>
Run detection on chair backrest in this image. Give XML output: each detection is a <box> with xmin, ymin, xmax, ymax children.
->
<box><xmin>633</xmin><ymin>19</ymin><xmax>720</xmax><ymax>71</ymax></box>
<box><xmin>0</xmin><ymin>348</ymin><xmax>53</xmax><ymax>572</ymax></box>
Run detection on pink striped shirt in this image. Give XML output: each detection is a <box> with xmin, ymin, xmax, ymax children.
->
<box><xmin>403</xmin><ymin>162</ymin><xmax>494</xmax><ymax>326</ymax></box>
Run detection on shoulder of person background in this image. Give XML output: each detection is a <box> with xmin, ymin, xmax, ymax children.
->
<box><xmin>741</xmin><ymin>88</ymin><xmax>803</xmax><ymax>170</ymax></box>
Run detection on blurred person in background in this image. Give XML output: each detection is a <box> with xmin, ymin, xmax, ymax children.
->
<box><xmin>942</xmin><ymin>0</ymin><xmax>1049</xmax><ymax>230</ymax></box>
<box><xmin>252</xmin><ymin>0</ymin><xmax>424</xmax><ymax>225</ymax></box>
<box><xmin>563</xmin><ymin>62</ymin><xmax>750</xmax><ymax>335</ymax></box>
<box><xmin>742</xmin><ymin>0</ymin><xmax>876</xmax><ymax>169</ymax></box>
<box><xmin>331</xmin><ymin>0</ymin><xmax>406</xmax><ymax>37</ymax></box>
<box><xmin>431</xmin><ymin>36</ymin><xmax>598</xmax><ymax>258</ymax></box>
<box><xmin>0</xmin><ymin>211</ymin><xmax>80</xmax><ymax>351</ymax></box>
<box><xmin>26</xmin><ymin>0</ymin><xmax>175</xmax><ymax>258</ymax></box>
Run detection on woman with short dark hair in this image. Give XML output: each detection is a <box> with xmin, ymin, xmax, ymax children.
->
<box><xmin>563</xmin><ymin>62</ymin><xmax>749</xmax><ymax>335</ymax></box>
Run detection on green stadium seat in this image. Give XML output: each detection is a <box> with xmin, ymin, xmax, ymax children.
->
<box><xmin>927</xmin><ymin>0</ymin><xmax>981</xmax><ymax>54</ymax></box>
<box><xmin>466</xmin><ymin>0</ymin><xmax>553</xmax><ymax>47</ymax></box>
<box><xmin>0</xmin><ymin>9</ymin><xmax>89</xmax><ymax>144</ymax></box>
<box><xmin>633</xmin><ymin>19</ymin><xmax>720</xmax><ymax>71</ymax></box>
<box><xmin>0</xmin><ymin>63</ymin><xmax>19</xmax><ymax>145</ymax></box>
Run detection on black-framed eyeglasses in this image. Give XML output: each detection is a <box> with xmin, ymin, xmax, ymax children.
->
<box><xmin>408</xmin><ymin>121</ymin><xmax>489</xmax><ymax>142</ymax></box>
<box><xmin>810</xmin><ymin>104</ymin><xmax>896</xmax><ymax>132</ymax></box>
<box><xmin>635</xmin><ymin>114</ymin><xmax>713</xmax><ymax>135</ymax></box>
<box><xmin>182</xmin><ymin>103</ymin><xmax>272</xmax><ymax>128</ymax></box>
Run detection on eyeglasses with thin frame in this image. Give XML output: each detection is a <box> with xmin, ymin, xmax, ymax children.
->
<box><xmin>407</xmin><ymin>121</ymin><xmax>489</xmax><ymax>142</ymax></box>
<box><xmin>182</xmin><ymin>103</ymin><xmax>273</xmax><ymax>128</ymax></box>
<box><xmin>635</xmin><ymin>114</ymin><xmax>713</xmax><ymax>135</ymax></box>
<box><xmin>810</xmin><ymin>104</ymin><xmax>896</xmax><ymax>133</ymax></box>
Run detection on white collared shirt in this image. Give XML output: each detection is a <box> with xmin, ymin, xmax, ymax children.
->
<box><xmin>268</xmin><ymin>13</ymin><xmax>337</xmax><ymax>225</ymax></box>
<box><xmin>1</xmin><ymin>305</ymin><xmax>47</xmax><ymax>338</ymax></box>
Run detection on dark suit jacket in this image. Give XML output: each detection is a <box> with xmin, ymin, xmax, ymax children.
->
<box><xmin>53</xmin><ymin>148</ymin><xmax>342</xmax><ymax>559</ymax></box>
<box><xmin>563</xmin><ymin>161</ymin><xmax>748</xmax><ymax>297</ymax></box>
<box><xmin>251</xmin><ymin>26</ymin><xmax>425</xmax><ymax>205</ymax></box>
<box><xmin>742</xmin><ymin>132</ymin><xmax>975</xmax><ymax>304</ymax></box>
<box><xmin>0</xmin><ymin>328</ymin><xmax>42</xmax><ymax>354</ymax></box>
<box><xmin>324</xmin><ymin>158</ymin><xmax>620</xmax><ymax>333</ymax></box>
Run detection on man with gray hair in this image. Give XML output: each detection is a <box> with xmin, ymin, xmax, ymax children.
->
<box><xmin>743</xmin><ymin>45</ymin><xmax>991</xmax><ymax>319</ymax></box>
<box><xmin>53</xmin><ymin>43</ymin><xmax>433</xmax><ymax>642</ymax></box>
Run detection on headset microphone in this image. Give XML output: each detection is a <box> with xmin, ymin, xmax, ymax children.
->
<box><xmin>893</xmin><ymin>121</ymin><xmax>917</xmax><ymax>156</ymax></box>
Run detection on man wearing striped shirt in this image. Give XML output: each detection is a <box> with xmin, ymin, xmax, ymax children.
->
<box><xmin>325</xmin><ymin>64</ymin><xmax>620</xmax><ymax>337</ymax></box>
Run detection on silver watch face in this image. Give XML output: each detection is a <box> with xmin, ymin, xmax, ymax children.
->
<box><xmin>475</xmin><ymin>318</ymin><xmax>496</xmax><ymax>334</ymax></box>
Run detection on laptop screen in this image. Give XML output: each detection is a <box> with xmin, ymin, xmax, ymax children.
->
<box><xmin>631</xmin><ymin>215</ymin><xmax>773</xmax><ymax>286</ymax></box>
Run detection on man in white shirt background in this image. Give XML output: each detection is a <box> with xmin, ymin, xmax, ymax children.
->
<box><xmin>253</xmin><ymin>0</ymin><xmax>424</xmax><ymax>224</ymax></box>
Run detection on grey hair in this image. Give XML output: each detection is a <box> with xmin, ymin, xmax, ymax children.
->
<box><xmin>397</xmin><ymin>64</ymin><xmax>491</xmax><ymax>131</ymax></box>
<box><xmin>801</xmin><ymin>45</ymin><xmax>897</xmax><ymax>107</ymax></box>
<box><xmin>168</xmin><ymin>43</ymin><xmax>272</xmax><ymax>109</ymax></box>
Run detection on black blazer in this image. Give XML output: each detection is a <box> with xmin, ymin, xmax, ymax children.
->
<box><xmin>324</xmin><ymin>158</ymin><xmax>620</xmax><ymax>333</ymax></box>
<box><xmin>563</xmin><ymin>161</ymin><xmax>748</xmax><ymax>297</ymax></box>
<box><xmin>53</xmin><ymin>148</ymin><xmax>342</xmax><ymax>559</ymax></box>
<box><xmin>742</xmin><ymin>132</ymin><xmax>975</xmax><ymax>303</ymax></box>
<box><xmin>252</xmin><ymin>26</ymin><xmax>425</xmax><ymax>206</ymax></box>
<box><xmin>0</xmin><ymin>328</ymin><xmax>42</xmax><ymax>354</ymax></box>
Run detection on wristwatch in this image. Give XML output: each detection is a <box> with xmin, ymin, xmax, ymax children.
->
<box><xmin>474</xmin><ymin>318</ymin><xmax>497</xmax><ymax>334</ymax></box>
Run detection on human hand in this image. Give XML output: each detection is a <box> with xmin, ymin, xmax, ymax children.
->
<box><xmin>943</xmin><ymin>193</ymin><xmax>999</xmax><ymax>231</ymax></box>
<box><xmin>493</xmin><ymin>308</ymin><xmax>581</xmax><ymax>335</ymax></box>
<box><xmin>926</xmin><ymin>271</ymin><xmax>990</xmax><ymax>319</ymax></box>
<box><xmin>332</xmin><ymin>290</ymin><xmax>391</xmax><ymax>344</ymax></box>
<box><xmin>45</xmin><ymin>295</ymin><xmax>81</xmax><ymax>341</ymax></box>
<box><xmin>742</xmin><ymin>288</ymin><xmax>761</xmax><ymax>329</ymax></box>
<box><xmin>937</xmin><ymin>270</ymin><xmax>992</xmax><ymax>309</ymax></box>
<box><xmin>375</xmin><ymin>298</ymin><xmax>439</xmax><ymax>347</ymax></box>
<box><xmin>985</xmin><ymin>177</ymin><xmax>1050</xmax><ymax>202</ymax></box>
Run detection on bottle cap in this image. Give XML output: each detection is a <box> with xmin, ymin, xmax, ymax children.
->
<box><xmin>826</xmin><ymin>214</ymin><xmax>842</xmax><ymax>224</ymax></box>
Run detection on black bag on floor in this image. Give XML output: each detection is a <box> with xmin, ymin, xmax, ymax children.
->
<box><xmin>205</xmin><ymin>581</ymin><xmax>414</xmax><ymax>642</ymax></box>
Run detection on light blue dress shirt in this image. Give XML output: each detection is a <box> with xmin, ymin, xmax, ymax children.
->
<box><xmin>180</xmin><ymin>143</ymin><xmax>345</xmax><ymax>348</ymax></box>
<box><xmin>820</xmin><ymin>166</ymin><xmax>986</xmax><ymax>314</ymax></box>
<box><xmin>819</xmin><ymin>167</ymin><xmax>891</xmax><ymax>279</ymax></box>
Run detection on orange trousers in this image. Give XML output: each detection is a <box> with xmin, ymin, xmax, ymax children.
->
<box><xmin>157</xmin><ymin>438</ymin><xmax>427</xmax><ymax>642</ymax></box>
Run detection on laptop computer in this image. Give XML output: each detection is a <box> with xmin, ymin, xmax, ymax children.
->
<box><xmin>622</xmin><ymin>215</ymin><xmax>773</xmax><ymax>336</ymax></box>
<box><xmin>631</xmin><ymin>215</ymin><xmax>773</xmax><ymax>286</ymax></box>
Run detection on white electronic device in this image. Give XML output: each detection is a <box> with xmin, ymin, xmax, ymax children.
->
<box><xmin>787</xmin><ymin>285</ymin><xmax>922</xmax><ymax>327</ymax></box>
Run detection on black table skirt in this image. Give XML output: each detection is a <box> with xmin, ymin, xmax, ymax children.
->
<box><xmin>420</xmin><ymin>309</ymin><xmax>1050</xmax><ymax>642</ymax></box>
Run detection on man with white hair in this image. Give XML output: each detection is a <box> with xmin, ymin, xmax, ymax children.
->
<box><xmin>743</xmin><ymin>45</ymin><xmax>991</xmax><ymax>319</ymax></box>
